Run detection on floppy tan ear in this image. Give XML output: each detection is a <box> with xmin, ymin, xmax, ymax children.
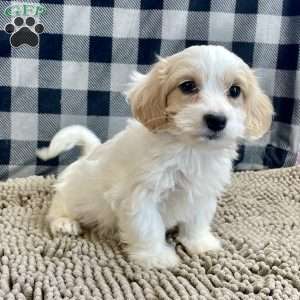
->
<box><xmin>126</xmin><ymin>58</ymin><xmax>169</xmax><ymax>131</ymax></box>
<box><xmin>245</xmin><ymin>72</ymin><xmax>273</xmax><ymax>139</ymax></box>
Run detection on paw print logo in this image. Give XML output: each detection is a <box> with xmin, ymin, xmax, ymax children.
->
<box><xmin>5</xmin><ymin>17</ymin><xmax>44</xmax><ymax>48</ymax></box>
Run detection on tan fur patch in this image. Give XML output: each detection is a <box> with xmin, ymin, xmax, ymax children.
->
<box><xmin>127</xmin><ymin>55</ymin><xmax>202</xmax><ymax>131</ymax></box>
<box><xmin>127</xmin><ymin>60</ymin><xmax>169</xmax><ymax>131</ymax></box>
<box><xmin>244</xmin><ymin>71</ymin><xmax>273</xmax><ymax>139</ymax></box>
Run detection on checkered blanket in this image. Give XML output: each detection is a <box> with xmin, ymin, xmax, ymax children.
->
<box><xmin>0</xmin><ymin>0</ymin><xmax>299</xmax><ymax>179</ymax></box>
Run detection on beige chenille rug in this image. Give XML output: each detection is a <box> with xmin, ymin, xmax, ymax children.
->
<box><xmin>1</xmin><ymin>167</ymin><xmax>300</xmax><ymax>299</ymax></box>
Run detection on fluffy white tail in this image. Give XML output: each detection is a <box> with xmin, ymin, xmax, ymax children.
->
<box><xmin>37</xmin><ymin>125</ymin><xmax>101</xmax><ymax>160</ymax></box>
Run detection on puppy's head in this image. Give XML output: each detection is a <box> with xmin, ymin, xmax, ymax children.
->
<box><xmin>127</xmin><ymin>45</ymin><xmax>273</xmax><ymax>145</ymax></box>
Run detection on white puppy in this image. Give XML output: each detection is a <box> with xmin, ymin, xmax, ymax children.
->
<box><xmin>38</xmin><ymin>45</ymin><xmax>273</xmax><ymax>268</ymax></box>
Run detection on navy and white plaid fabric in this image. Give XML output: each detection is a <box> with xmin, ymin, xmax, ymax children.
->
<box><xmin>0</xmin><ymin>0</ymin><xmax>299</xmax><ymax>179</ymax></box>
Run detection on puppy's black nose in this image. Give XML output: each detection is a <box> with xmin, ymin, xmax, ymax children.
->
<box><xmin>204</xmin><ymin>114</ymin><xmax>227</xmax><ymax>132</ymax></box>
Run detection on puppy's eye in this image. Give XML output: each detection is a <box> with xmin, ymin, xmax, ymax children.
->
<box><xmin>228</xmin><ymin>85</ymin><xmax>241</xmax><ymax>98</ymax></box>
<box><xmin>178</xmin><ymin>80</ymin><xmax>198</xmax><ymax>94</ymax></box>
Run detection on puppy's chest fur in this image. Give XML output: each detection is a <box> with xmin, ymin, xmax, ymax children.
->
<box><xmin>145</xmin><ymin>146</ymin><xmax>234</xmax><ymax>226</ymax></box>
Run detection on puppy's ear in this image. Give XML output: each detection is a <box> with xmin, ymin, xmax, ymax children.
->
<box><xmin>245</xmin><ymin>71</ymin><xmax>273</xmax><ymax>139</ymax></box>
<box><xmin>126</xmin><ymin>58</ymin><xmax>169</xmax><ymax>131</ymax></box>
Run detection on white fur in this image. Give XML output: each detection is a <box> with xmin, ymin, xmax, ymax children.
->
<box><xmin>36</xmin><ymin>125</ymin><xmax>100</xmax><ymax>160</ymax></box>
<box><xmin>40</xmin><ymin>46</ymin><xmax>271</xmax><ymax>269</ymax></box>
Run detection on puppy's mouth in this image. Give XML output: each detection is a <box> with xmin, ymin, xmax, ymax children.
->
<box><xmin>191</xmin><ymin>131</ymin><xmax>224</xmax><ymax>142</ymax></box>
<box><xmin>202</xmin><ymin>132</ymin><xmax>223</xmax><ymax>140</ymax></box>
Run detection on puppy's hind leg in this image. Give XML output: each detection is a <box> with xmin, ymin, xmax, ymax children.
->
<box><xmin>47</xmin><ymin>192</ymin><xmax>82</xmax><ymax>236</ymax></box>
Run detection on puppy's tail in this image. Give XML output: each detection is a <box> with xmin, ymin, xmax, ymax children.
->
<box><xmin>37</xmin><ymin>125</ymin><xmax>101</xmax><ymax>160</ymax></box>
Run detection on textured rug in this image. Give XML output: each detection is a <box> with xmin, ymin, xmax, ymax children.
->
<box><xmin>1</xmin><ymin>167</ymin><xmax>300</xmax><ymax>300</ymax></box>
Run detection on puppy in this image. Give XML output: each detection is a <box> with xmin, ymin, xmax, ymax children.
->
<box><xmin>38</xmin><ymin>45</ymin><xmax>273</xmax><ymax>268</ymax></box>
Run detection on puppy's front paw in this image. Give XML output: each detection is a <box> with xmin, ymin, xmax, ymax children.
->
<box><xmin>50</xmin><ymin>217</ymin><xmax>82</xmax><ymax>236</ymax></box>
<box><xmin>129</xmin><ymin>245</ymin><xmax>179</xmax><ymax>269</ymax></box>
<box><xmin>179</xmin><ymin>231</ymin><xmax>222</xmax><ymax>255</ymax></box>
